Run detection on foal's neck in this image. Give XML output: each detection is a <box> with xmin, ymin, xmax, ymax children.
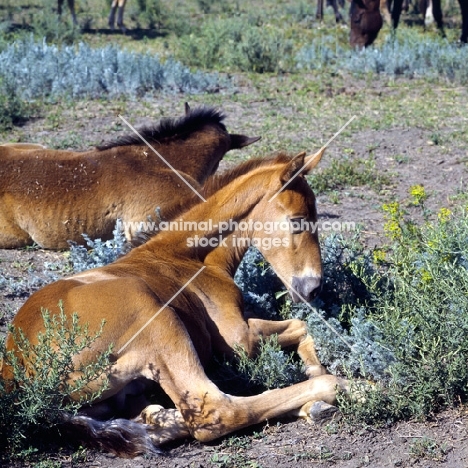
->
<box><xmin>145</xmin><ymin>183</ymin><xmax>265</xmax><ymax>274</ymax></box>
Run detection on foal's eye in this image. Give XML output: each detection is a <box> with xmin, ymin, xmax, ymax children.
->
<box><xmin>289</xmin><ymin>217</ymin><xmax>305</xmax><ymax>234</ymax></box>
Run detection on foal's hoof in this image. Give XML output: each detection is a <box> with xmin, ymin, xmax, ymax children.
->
<box><xmin>138</xmin><ymin>404</ymin><xmax>164</xmax><ymax>424</ymax></box>
<box><xmin>305</xmin><ymin>364</ymin><xmax>328</xmax><ymax>379</ymax></box>
<box><xmin>309</xmin><ymin>401</ymin><xmax>340</xmax><ymax>424</ymax></box>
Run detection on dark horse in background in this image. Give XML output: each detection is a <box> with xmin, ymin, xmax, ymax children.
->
<box><xmin>58</xmin><ymin>0</ymin><xmax>129</xmax><ymax>32</ymax></box>
<box><xmin>388</xmin><ymin>0</ymin><xmax>468</xmax><ymax>43</ymax></box>
<box><xmin>350</xmin><ymin>0</ymin><xmax>467</xmax><ymax>47</ymax></box>
<box><xmin>350</xmin><ymin>0</ymin><xmax>383</xmax><ymax>47</ymax></box>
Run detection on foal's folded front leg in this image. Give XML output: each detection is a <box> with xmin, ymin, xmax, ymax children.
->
<box><xmin>247</xmin><ymin>318</ymin><xmax>327</xmax><ymax>378</ymax></box>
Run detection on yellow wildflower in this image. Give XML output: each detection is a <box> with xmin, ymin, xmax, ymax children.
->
<box><xmin>437</xmin><ymin>207</ymin><xmax>451</xmax><ymax>223</ymax></box>
<box><xmin>420</xmin><ymin>269</ymin><xmax>432</xmax><ymax>283</ymax></box>
<box><xmin>384</xmin><ymin>219</ymin><xmax>402</xmax><ymax>240</ymax></box>
<box><xmin>372</xmin><ymin>249</ymin><xmax>386</xmax><ymax>264</ymax></box>
<box><xmin>409</xmin><ymin>185</ymin><xmax>427</xmax><ymax>205</ymax></box>
<box><xmin>382</xmin><ymin>202</ymin><xmax>400</xmax><ymax>215</ymax></box>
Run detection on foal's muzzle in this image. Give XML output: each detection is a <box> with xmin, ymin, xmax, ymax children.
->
<box><xmin>290</xmin><ymin>276</ymin><xmax>322</xmax><ymax>303</ymax></box>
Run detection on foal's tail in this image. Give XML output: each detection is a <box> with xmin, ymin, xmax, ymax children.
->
<box><xmin>62</xmin><ymin>413</ymin><xmax>162</xmax><ymax>458</ymax></box>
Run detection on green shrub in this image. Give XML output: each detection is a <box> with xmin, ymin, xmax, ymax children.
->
<box><xmin>233</xmin><ymin>26</ymin><xmax>294</xmax><ymax>73</ymax></box>
<box><xmin>0</xmin><ymin>304</ymin><xmax>111</xmax><ymax>460</ymax></box>
<box><xmin>234</xmin><ymin>335</ymin><xmax>304</xmax><ymax>390</ymax></box>
<box><xmin>0</xmin><ymin>77</ymin><xmax>34</xmax><ymax>132</ymax></box>
<box><xmin>0</xmin><ymin>37</ymin><xmax>229</xmax><ymax>100</ymax></box>
<box><xmin>130</xmin><ymin>0</ymin><xmax>166</xmax><ymax>30</ymax></box>
<box><xmin>342</xmin><ymin>194</ymin><xmax>468</xmax><ymax>421</ymax></box>
<box><xmin>29</xmin><ymin>6</ymin><xmax>81</xmax><ymax>45</ymax></box>
<box><xmin>176</xmin><ymin>18</ymin><xmax>294</xmax><ymax>72</ymax></box>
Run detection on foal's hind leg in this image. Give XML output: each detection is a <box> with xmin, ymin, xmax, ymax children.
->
<box><xmin>141</xmin><ymin>375</ymin><xmax>345</xmax><ymax>444</ymax></box>
<box><xmin>0</xmin><ymin>210</ymin><xmax>33</xmax><ymax>248</ymax></box>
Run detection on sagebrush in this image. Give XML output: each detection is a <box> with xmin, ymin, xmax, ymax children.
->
<box><xmin>0</xmin><ymin>304</ymin><xmax>112</xmax><ymax>460</ymax></box>
<box><xmin>0</xmin><ymin>37</ymin><xmax>229</xmax><ymax>100</ymax></box>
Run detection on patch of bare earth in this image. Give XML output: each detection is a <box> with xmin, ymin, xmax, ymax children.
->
<box><xmin>318</xmin><ymin>126</ymin><xmax>466</xmax><ymax>247</ymax></box>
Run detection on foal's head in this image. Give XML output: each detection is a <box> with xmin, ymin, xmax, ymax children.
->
<box><xmin>246</xmin><ymin>150</ymin><xmax>325</xmax><ymax>303</ymax></box>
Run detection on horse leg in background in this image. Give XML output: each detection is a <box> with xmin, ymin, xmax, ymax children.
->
<box><xmin>57</xmin><ymin>0</ymin><xmax>78</xmax><ymax>25</ymax></box>
<box><xmin>431</xmin><ymin>0</ymin><xmax>446</xmax><ymax>36</ymax></box>
<box><xmin>391</xmin><ymin>0</ymin><xmax>404</xmax><ymax>28</ymax></box>
<box><xmin>381</xmin><ymin>0</ymin><xmax>393</xmax><ymax>24</ymax></box>
<box><xmin>419</xmin><ymin>0</ymin><xmax>432</xmax><ymax>25</ymax></box>
<box><xmin>316</xmin><ymin>0</ymin><xmax>344</xmax><ymax>22</ymax></box>
<box><xmin>329</xmin><ymin>0</ymin><xmax>345</xmax><ymax>23</ymax></box>
<box><xmin>316</xmin><ymin>0</ymin><xmax>324</xmax><ymax>20</ymax></box>
<box><xmin>459</xmin><ymin>0</ymin><xmax>468</xmax><ymax>42</ymax></box>
<box><xmin>109</xmin><ymin>0</ymin><xmax>127</xmax><ymax>33</ymax></box>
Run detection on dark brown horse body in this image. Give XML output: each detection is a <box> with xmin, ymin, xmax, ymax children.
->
<box><xmin>350</xmin><ymin>0</ymin><xmax>383</xmax><ymax>48</ymax></box>
<box><xmin>0</xmin><ymin>106</ymin><xmax>259</xmax><ymax>249</ymax></box>
<box><xmin>3</xmin><ymin>149</ymin><xmax>347</xmax><ymax>457</ymax></box>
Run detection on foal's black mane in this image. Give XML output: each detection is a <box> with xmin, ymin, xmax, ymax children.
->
<box><xmin>132</xmin><ymin>153</ymin><xmax>294</xmax><ymax>245</ymax></box>
<box><xmin>96</xmin><ymin>106</ymin><xmax>227</xmax><ymax>151</ymax></box>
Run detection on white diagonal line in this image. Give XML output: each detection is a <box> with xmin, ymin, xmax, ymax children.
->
<box><xmin>268</xmin><ymin>115</ymin><xmax>357</xmax><ymax>203</ymax></box>
<box><xmin>117</xmin><ymin>266</ymin><xmax>206</xmax><ymax>354</ymax></box>
<box><xmin>118</xmin><ymin>114</ymin><xmax>207</xmax><ymax>202</ymax></box>
<box><xmin>273</xmin><ymin>270</ymin><xmax>353</xmax><ymax>350</ymax></box>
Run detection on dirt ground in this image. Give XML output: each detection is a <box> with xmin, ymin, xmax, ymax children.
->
<box><xmin>1</xmin><ymin>84</ymin><xmax>468</xmax><ymax>467</ymax></box>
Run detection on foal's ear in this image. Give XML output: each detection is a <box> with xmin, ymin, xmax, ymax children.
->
<box><xmin>280</xmin><ymin>147</ymin><xmax>325</xmax><ymax>183</ymax></box>
<box><xmin>280</xmin><ymin>151</ymin><xmax>306</xmax><ymax>182</ymax></box>
<box><xmin>230</xmin><ymin>134</ymin><xmax>261</xmax><ymax>149</ymax></box>
<box><xmin>302</xmin><ymin>147</ymin><xmax>326</xmax><ymax>175</ymax></box>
